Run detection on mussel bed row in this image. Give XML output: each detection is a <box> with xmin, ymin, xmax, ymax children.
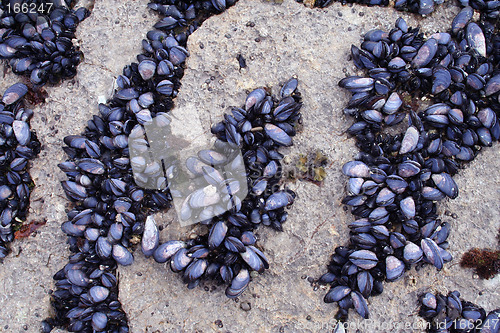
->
<box><xmin>0</xmin><ymin>83</ymin><xmax>41</xmax><ymax>259</ymax></box>
<box><xmin>0</xmin><ymin>0</ymin><xmax>90</xmax><ymax>86</ymax></box>
<box><xmin>310</xmin><ymin>0</ymin><xmax>500</xmax><ymax>20</ymax></box>
<box><xmin>317</xmin><ymin>6</ymin><xmax>499</xmax><ymax>322</ymax></box>
<box><xmin>42</xmin><ymin>0</ymin><xmax>303</xmax><ymax>332</ymax></box>
<box><xmin>419</xmin><ymin>290</ymin><xmax>500</xmax><ymax>332</ymax></box>
<box><xmin>141</xmin><ymin>79</ymin><xmax>302</xmax><ymax>295</ymax></box>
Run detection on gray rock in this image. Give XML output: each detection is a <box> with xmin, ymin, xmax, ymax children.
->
<box><xmin>0</xmin><ymin>0</ymin><xmax>498</xmax><ymax>332</ymax></box>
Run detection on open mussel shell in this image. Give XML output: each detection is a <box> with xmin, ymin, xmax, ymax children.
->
<box><xmin>240</xmin><ymin>246</ymin><xmax>264</xmax><ymax>272</ymax></box>
<box><xmin>183</xmin><ymin>259</ymin><xmax>208</xmax><ymax>282</ymax></box>
<box><xmin>399</xmin><ymin>126</ymin><xmax>419</xmax><ymax>155</ymax></box>
<box><xmin>138</xmin><ymin>59</ymin><xmax>156</xmax><ymax>80</ymax></box>
<box><xmin>198</xmin><ymin>149</ymin><xmax>228</xmax><ymax>166</ymax></box>
<box><xmin>351</xmin><ymin>291</ymin><xmax>370</xmax><ymax>319</ymax></box>
<box><xmin>264</xmin><ymin>190</ymin><xmax>294</xmax><ymax>211</ymax></box>
<box><xmin>141</xmin><ymin>216</ymin><xmax>159</xmax><ymax>257</ymax></box>
<box><xmin>356</xmin><ymin>271</ymin><xmax>374</xmax><ymax>298</ymax></box>
<box><xmin>385</xmin><ymin>256</ymin><xmax>405</xmax><ymax>282</ymax></box>
<box><xmin>324</xmin><ymin>285</ymin><xmax>351</xmax><ymax>303</ymax></box>
<box><xmin>241</xmin><ymin>231</ymin><xmax>256</xmax><ymax>245</ymax></box>
<box><xmin>245</xmin><ymin>88</ymin><xmax>266</xmax><ymax>111</ymax></box>
<box><xmin>89</xmin><ymin>286</ymin><xmax>110</xmax><ymax>304</ymax></box>
<box><xmin>224</xmin><ymin>236</ymin><xmax>246</xmax><ymax>253</ymax></box>
<box><xmin>342</xmin><ymin>161</ymin><xmax>370</xmax><ymax>178</ymax></box>
<box><xmin>12</xmin><ymin>120</ymin><xmax>31</xmax><ymax>146</ymax></box>
<box><xmin>421</xmin><ymin>292</ymin><xmax>437</xmax><ymax>309</ymax></box>
<box><xmin>91</xmin><ymin>312</ymin><xmax>108</xmax><ymax>331</ymax></box>
<box><xmin>77</xmin><ymin>158</ymin><xmax>106</xmax><ymax>175</ymax></box>
<box><xmin>421</xmin><ymin>238</ymin><xmax>443</xmax><ymax>270</ymax></box>
<box><xmin>153</xmin><ymin>240</ymin><xmax>186</xmax><ymax>263</ymax></box>
<box><xmin>225</xmin><ymin>269</ymin><xmax>250</xmax><ymax>298</ymax></box>
<box><xmin>171</xmin><ymin>248</ymin><xmax>192</xmax><ymax>272</ymax></box>
<box><xmin>349</xmin><ymin>250</ymin><xmax>378</xmax><ymax>270</ymax></box>
<box><xmin>264</xmin><ymin>123</ymin><xmax>292</xmax><ymax>146</ymax></box>
<box><xmin>280</xmin><ymin>78</ymin><xmax>298</xmax><ymax>98</ymax></box>
<box><xmin>465</xmin><ymin>22</ymin><xmax>486</xmax><ymax>57</ymax></box>
<box><xmin>403</xmin><ymin>242</ymin><xmax>423</xmax><ymax>264</ymax></box>
<box><xmin>112</xmin><ymin>244</ymin><xmax>134</xmax><ymax>266</ymax></box>
<box><xmin>189</xmin><ymin>186</ymin><xmax>221</xmax><ymax>209</ymax></box>
<box><xmin>2</xmin><ymin>83</ymin><xmax>28</xmax><ymax>105</ymax></box>
<box><xmin>208</xmin><ymin>221</ymin><xmax>227</xmax><ymax>249</ymax></box>
<box><xmin>431</xmin><ymin>173</ymin><xmax>458</xmax><ymax>199</ymax></box>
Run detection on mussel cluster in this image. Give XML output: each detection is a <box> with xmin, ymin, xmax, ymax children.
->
<box><xmin>419</xmin><ymin>290</ymin><xmax>500</xmax><ymax>332</ymax></box>
<box><xmin>312</xmin><ymin>0</ymin><xmax>500</xmax><ymax>18</ymax></box>
<box><xmin>0</xmin><ymin>82</ymin><xmax>40</xmax><ymax>259</ymax></box>
<box><xmin>317</xmin><ymin>6</ymin><xmax>499</xmax><ymax>321</ymax></box>
<box><xmin>146</xmin><ymin>79</ymin><xmax>302</xmax><ymax>294</ymax></box>
<box><xmin>0</xmin><ymin>0</ymin><xmax>89</xmax><ymax>85</ymax></box>
<box><xmin>311</xmin><ymin>0</ymin><xmax>441</xmax><ymax>16</ymax></box>
<box><xmin>459</xmin><ymin>0</ymin><xmax>500</xmax><ymax>21</ymax></box>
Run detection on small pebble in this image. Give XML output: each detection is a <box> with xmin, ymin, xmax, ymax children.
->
<box><xmin>240</xmin><ymin>302</ymin><xmax>251</xmax><ymax>311</ymax></box>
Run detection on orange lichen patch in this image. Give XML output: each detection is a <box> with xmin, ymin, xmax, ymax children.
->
<box><xmin>460</xmin><ymin>248</ymin><xmax>500</xmax><ymax>279</ymax></box>
<box><xmin>14</xmin><ymin>220</ymin><xmax>46</xmax><ymax>239</ymax></box>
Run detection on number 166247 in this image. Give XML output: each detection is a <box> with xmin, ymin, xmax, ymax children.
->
<box><xmin>5</xmin><ymin>2</ymin><xmax>54</xmax><ymax>15</ymax></box>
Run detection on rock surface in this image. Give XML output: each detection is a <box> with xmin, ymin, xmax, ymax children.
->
<box><xmin>0</xmin><ymin>0</ymin><xmax>498</xmax><ymax>332</ymax></box>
